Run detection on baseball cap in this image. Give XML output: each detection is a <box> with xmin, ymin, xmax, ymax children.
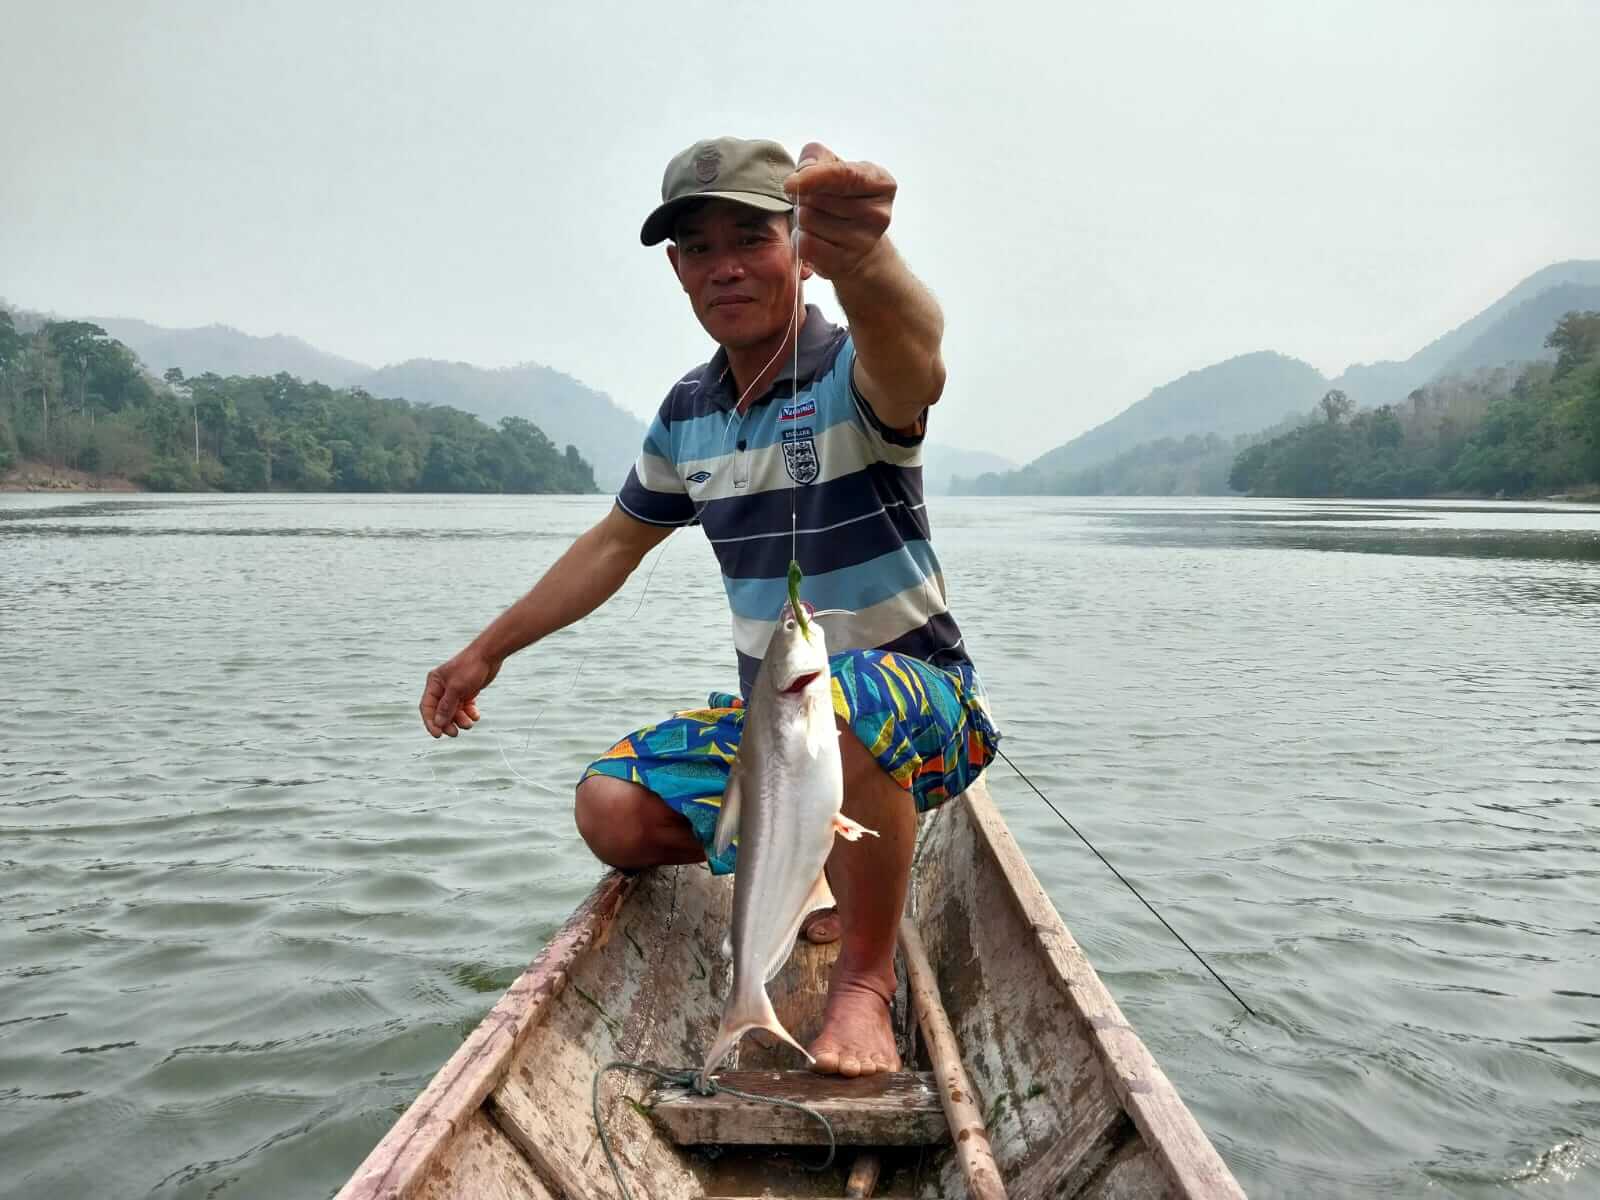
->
<box><xmin>640</xmin><ymin>137</ymin><xmax>796</xmax><ymax>246</ymax></box>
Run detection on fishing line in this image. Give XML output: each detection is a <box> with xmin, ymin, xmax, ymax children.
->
<box><xmin>993</xmin><ymin>744</ymin><xmax>1258</xmax><ymax>1018</ymax></box>
<box><xmin>488</xmin><ymin>529</ymin><xmax>681</xmax><ymax>787</ymax></box>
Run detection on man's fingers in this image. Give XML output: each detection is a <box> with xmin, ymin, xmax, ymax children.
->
<box><xmin>795</xmin><ymin>207</ymin><xmax>875</xmax><ymax>249</ymax></box>
<box><xmin>434</xmin><ymin>685</ymin><xmax>460</xmax><ymax>731</ymax></box>
<box><xmin>794</xmin><ymin>141</ymin><xmax>838</xmax><ymax>170</ymax></box>
<box><xmin>787</xmin><ymin>159</ymin><xmax>895</xmax><ymax>202</ymax></box>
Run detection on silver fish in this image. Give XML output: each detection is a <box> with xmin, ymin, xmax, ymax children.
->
<box><xmin>698</xmin><ymin>601</ymin><xmax>876</xmax><ymax>1088</ymax></box>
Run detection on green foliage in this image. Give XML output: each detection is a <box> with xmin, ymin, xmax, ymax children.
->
<box><xmin>1231</xmin><ymin>311</ymin><xmax>1600</xmax><ymax>498</ymax></box>
<box><xmin>0</xmin><ymin>310</ymin><xmax>599</xmax><ymax>494</ymax></box>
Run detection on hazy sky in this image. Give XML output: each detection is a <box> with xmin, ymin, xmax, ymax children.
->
<box><xmin>4</xmin><ymin>1</ymin><xmax>1597</xmax><ymax>461</ymax></box>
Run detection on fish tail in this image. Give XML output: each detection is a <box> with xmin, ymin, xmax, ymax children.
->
<box><xmin>697</xmin><ymin>983</ymin><xmax>813</xmax><ymax>1089</ymax></box>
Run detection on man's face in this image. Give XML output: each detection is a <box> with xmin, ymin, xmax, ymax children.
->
<box><xmin>667</xmin><ymin>201</ymin><xmax>809</xmax><ymax>350</ymax></box>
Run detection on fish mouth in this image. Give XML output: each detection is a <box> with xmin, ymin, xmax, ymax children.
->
<box><xmin>781</xmin><ymin>670</ymin><xmax>821</xmax><ymax>695</ymax></box>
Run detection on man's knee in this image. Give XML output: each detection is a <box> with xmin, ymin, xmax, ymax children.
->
<box><xmin>575</xmin><ymin>775</ymin><xmax>645</xmax><ymax>867</ymax></box>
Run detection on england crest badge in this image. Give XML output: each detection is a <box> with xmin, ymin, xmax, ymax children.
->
<box><xmin>781</xmin><ymin>425</ymin><xmax>820</xmax><ymax>484</ymax></box>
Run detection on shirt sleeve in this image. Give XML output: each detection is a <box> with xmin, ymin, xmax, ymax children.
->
<box><xmin>616</xmin><ymin>409</ymin><xmax>698</xmax><ymax>527</ymax></box>
<box><xmin>839</xmin><ymin>335</ymin><xmax>926</xmax><ymax>464</ymax></box>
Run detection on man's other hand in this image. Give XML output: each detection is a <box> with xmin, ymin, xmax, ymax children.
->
<box><xmin>785</xmin><ymin>142</ymin><xmax>896</xmax><ymax>282</ymax></box>
<box><xmin>420</xmin><ymin>649</ymin><xmax>500</xmax><ymax>737</ymax></box>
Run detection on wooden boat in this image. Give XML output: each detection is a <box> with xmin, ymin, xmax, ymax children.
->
<box><xmin>337</xmin><ymin>779</ymin><xmax>1244</xmax><ymax>1198</ymax></box>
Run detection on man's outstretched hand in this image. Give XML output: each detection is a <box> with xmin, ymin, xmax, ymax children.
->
<box><xmin>420</xmin><ymin>649</ymin><xmax>500</xmax><ymax>737</ymax></box>
<box><xmin>785</xmin><ymin>142</ymin><xmax>897</xmax><ymax>282</ymax></box>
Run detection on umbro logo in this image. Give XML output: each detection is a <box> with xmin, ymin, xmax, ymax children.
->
<box><xmin>686</xmin><ymin>470</ymin><xmax>712</xmax><ymax>484</ymax></box>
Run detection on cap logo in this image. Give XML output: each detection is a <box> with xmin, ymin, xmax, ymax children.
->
<box><xmin>693</xmin><ymin>146</ymin><xmax>721</xmax><ymax>184</ymax></box>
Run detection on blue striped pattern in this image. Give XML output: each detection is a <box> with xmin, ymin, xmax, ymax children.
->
<box><xmin>618</xmin><ymin>307</ymin><xmax>971</xmax><ymax>695</ymax></box>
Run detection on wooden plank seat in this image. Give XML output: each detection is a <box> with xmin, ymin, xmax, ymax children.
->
<box><xmin>648</xmin><ymin>1070</ymin><xmax>948</xmax><ymax>1147</ymax></box>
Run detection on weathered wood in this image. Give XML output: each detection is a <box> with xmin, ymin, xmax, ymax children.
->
<box><xmin>1010</xmin><ymin>1113</ymin><xmax>1132</xmax><ymax>1200</ymax></box>
<box><xmin>343</xmin><ymin>775</ymin><xmax>1244</xmax><ymax>1200</ymax></box>
<box><xmin>1082</xmin><ymin>1139</ymin><xmax>1170</xmax><ymax>1199</ymax></box>
<box><xmin>899</xmin><ymin>917</ymin><xmax>1008</xmax><ymax>1200</ymax></box>
<box><xmin>492</xmin><ymin>868</ymin><xmax>715</xmax><ymax>1200</ymax></box>
<box><xmin>739</xmin><ymin>929</ymin><xmax>840</xmax><ymax>1069</ymax></box>
<box><xmin>845</xmin><ymin>1152</ymin><xmax>883</xmax><ymax>1197</ymax></box>
<box><xmin>650</xmin><ymin>1070</ymin><xmax>948</xmax><ymax>1146</ymax></box>
<box><xmin>335</xmin><ymin>872</ymin><xmax>637</xmax><ymax>1200</ymax></box>
<box><xmin>957</xmin><ymin>782</ymin><xmax>1245</xmax><ymax>1200</ymax></box>
<box><xmin>411</xmin><ymin>1109</ymin><xmax>556</xmax><ymax>1200</ymax></box>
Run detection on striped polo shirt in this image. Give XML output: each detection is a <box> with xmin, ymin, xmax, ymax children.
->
<box><xmin>617</xmin><ymin>306</ymin><xmax>971</xmax><ymax>696</ymax></box>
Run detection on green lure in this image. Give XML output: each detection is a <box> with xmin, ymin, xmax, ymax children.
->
<box><xmin>787</xmin><ymin>559</ymin><xmax>810</xmax><ymax>639</ymax></box>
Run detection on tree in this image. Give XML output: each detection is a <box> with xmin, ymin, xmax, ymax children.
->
<box><xmin>1317</xmin><ymin>389</ymin><xmax>1352</xmax><ymax>424</ymax></box>
<box><xmin>1547</xmin><ymin>310</ymin><xmax>1600</xmax><ymax>380</ymax></box>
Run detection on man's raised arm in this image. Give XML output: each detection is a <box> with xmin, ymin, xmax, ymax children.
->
<box><xmin>419</xmin><ymin>504</ymin><xmax>673</xmax><ymax>737</ymax></box>
<box><xmin>786</xmin><ymin>141</ymin><xmax>946</xmax><ymax>432</ymax></box>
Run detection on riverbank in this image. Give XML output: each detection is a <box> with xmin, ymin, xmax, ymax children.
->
<box><xmin>0</xmin><ymin>460</ymin><xmax>143</xmax><ymax>492</ymax></box>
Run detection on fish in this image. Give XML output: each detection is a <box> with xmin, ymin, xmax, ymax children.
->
<box><xmin>697</xmin><ymin>594</ymin><xmax>876</xmax><ymax>1088</ymax></box>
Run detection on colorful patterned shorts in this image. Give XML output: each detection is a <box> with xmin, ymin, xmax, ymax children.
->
<box><xmin>581</xmin><ymin>651</ymin><xmax>1001</xmax><ymax>875</ymax></box>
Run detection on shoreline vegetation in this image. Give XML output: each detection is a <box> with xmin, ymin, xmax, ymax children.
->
<box><xmin>5</xmin><ymin>306</ymin><xmax>1597</xmax><ymax>504</ymax></box>
<box><xmin>957</xmin><ymin>309</ymin><xmax>1600</xmax><ymax>503</ymax></box>
<box><xmin>1228</xmin><ymin>312</ymin><xmax>1600</xmax><ymax>500</ymax></box>
<box><xmin>0</xmin><ymin>310</ymin><xmax>599</xmax><ymax>495</ymax></box>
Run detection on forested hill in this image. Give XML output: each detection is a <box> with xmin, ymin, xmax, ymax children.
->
<box><xmin>1230</xmin><ymin>311</ymin><xmax>1600</xmax><ymax>500</ymax></box>
<box><xmin>89</xmin><ymin>317</ymin><xmax>372</xmax><ymax>388</ymax></box>
<box><xmin>361</xmin><ymin>360</ymin><xmax>644</xmax><ymax>490</ymax></box>
<box><xmin>49</xmin><ymin>314</ymin><xmax>646</xmax><ymax>490</ymax></box>
<box><xmin>0</xmin><ymin>310</ymin><xmax>598</xmax><ymax>494</ymax></box>
<box><xmin>955</xmin><ymin>353</ymin><xmax>1324</xmax><ymax>494</ymax></box>
<box><xmin>1331</xmin><ymin>261</ymin><xmax>1600</xmax><ymax>406</ymax></box>
<box><xmin>959</xmin><ymin>259</ymin><xmax>1600</xmax><ymax>496</ymax></box>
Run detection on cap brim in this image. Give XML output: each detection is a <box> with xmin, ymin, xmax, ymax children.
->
<box><xmin>640</xmin><ymin>191</ymin><xmax>793</xmax><ymax>246</ymax></box>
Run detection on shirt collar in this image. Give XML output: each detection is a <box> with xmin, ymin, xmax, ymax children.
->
<box><xmin>700</xmin><ymin>304</ymin><xmax>839</xmax><ymax>411</ymax></box>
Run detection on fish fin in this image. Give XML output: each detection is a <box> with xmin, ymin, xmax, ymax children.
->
<box><xmin>765</xmin><ymin>871</ymin><xmax>835</xmax><ymax>982</ymax></box>
<box><xmin>712</xmin><ymin>770</ymin><xmax>743</xmax><ymax>859</ymax></box>
<box><xmin>831</xmin><ymin>813</ymin><xmax>879</xmax><ymax>842</ymax></box>
<box><xmin>698</xmin><ymin>982</ymin><xmax>812</xmax><ymax>1089</ymax></box>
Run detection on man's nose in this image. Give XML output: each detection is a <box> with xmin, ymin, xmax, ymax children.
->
<box><xmin>710</xmin><ymin>252</ymin><xmax>745</xmax><ymax>284</ymax></box>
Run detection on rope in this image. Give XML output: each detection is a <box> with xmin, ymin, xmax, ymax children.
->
<box><xmin>591</xmin><ymin>1060</ymin><xmax>836</xmax><ymax>1200</ymax></box>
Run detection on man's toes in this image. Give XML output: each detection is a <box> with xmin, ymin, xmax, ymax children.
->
<box><xmin>800</xmin><ymin>908</ymin><xmax>840</xmax><ymax>945</ymax></box>
<box><xmin>810</xmin><ymin>1045</ymin><xmax>840</xmax><ymax>1074</ymax></box>
<box><xmin>837</xmin><ymin>1054</ymin><xmax>863</xmax><ymax>1078</ymax></box>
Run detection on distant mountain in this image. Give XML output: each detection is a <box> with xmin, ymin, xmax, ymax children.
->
<box><xmin>921</xmin><ymin>442</ymin><xmax>1014</xmax><ymax>495</ymax></box>
<box><xmin>964</xmin><ymin>259</ymin><xmax>1600</xmax><ymax>495</ymax></box>
<box><xmin>357</xmin><ymin>360</ymin><xmax>644</xmax><ymax>491</ymax></box>
<box><xmin>88</xmin><ymin>317</ymin><xmax>373</xmax><ymax>387</ymax></box>
<box><xmin>1024</xmin><ymin>351</ymin><xmax>1327</xmax><ymax>481</ymax></box>
<box><xmin>1331</xmin><ymin>260</ymin><xmax>1600</xmax><ymax>406</ymax></box>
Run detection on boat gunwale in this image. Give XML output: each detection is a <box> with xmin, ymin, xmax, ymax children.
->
<box><xmin>334</xmin><ymin>870</ymin><xmax>637</xmax><ymax>1200</ymax></box>
<box><xmin>954</xmin><ymin>780</ymin><xmax>1244</xmax><ymax>1198</ymax></box>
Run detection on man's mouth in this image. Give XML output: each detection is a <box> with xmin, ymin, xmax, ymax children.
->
<box><xmin>708</xmin><ymin>295</ymin><xmax>754</xmax><ymax>309</ymax></box>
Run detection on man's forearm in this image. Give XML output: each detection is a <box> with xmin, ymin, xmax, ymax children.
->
<box><xmin>471</xmin><ymin>519</ymin><xmax>655</xmax><ymax>663</ymax></box>
<box><xmin>832</xmin><ymin>238</ymin><xmax>946</xmax><ymax>426</ymax></box>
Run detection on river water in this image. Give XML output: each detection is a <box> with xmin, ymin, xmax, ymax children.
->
<box><xmin>2</xmin><ymin>493</ymin><xmax>1597</xmax><ymax>1198</ymax></box>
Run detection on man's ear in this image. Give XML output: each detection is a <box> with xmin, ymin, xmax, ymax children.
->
<box><xmin>666</xmin><ymin>243</ymin><xmax>683</xmax><ymax>286</ymax></box>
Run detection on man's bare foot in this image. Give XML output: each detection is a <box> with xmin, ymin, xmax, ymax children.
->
<box><xmin>807</xmin><ymin>975</ymin><xmax>900</xmax><ymax>1078</ymax></box>
<box><xmin>800</xmin><ymin>907</ymin><xmax>841</xmax><ymax>945</ymax></box>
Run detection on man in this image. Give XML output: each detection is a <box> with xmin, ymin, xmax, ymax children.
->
<box><xmin>420</xmin><ymin>137</ymin><xmax>998</xmax><ymax>1078</ymax></box>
